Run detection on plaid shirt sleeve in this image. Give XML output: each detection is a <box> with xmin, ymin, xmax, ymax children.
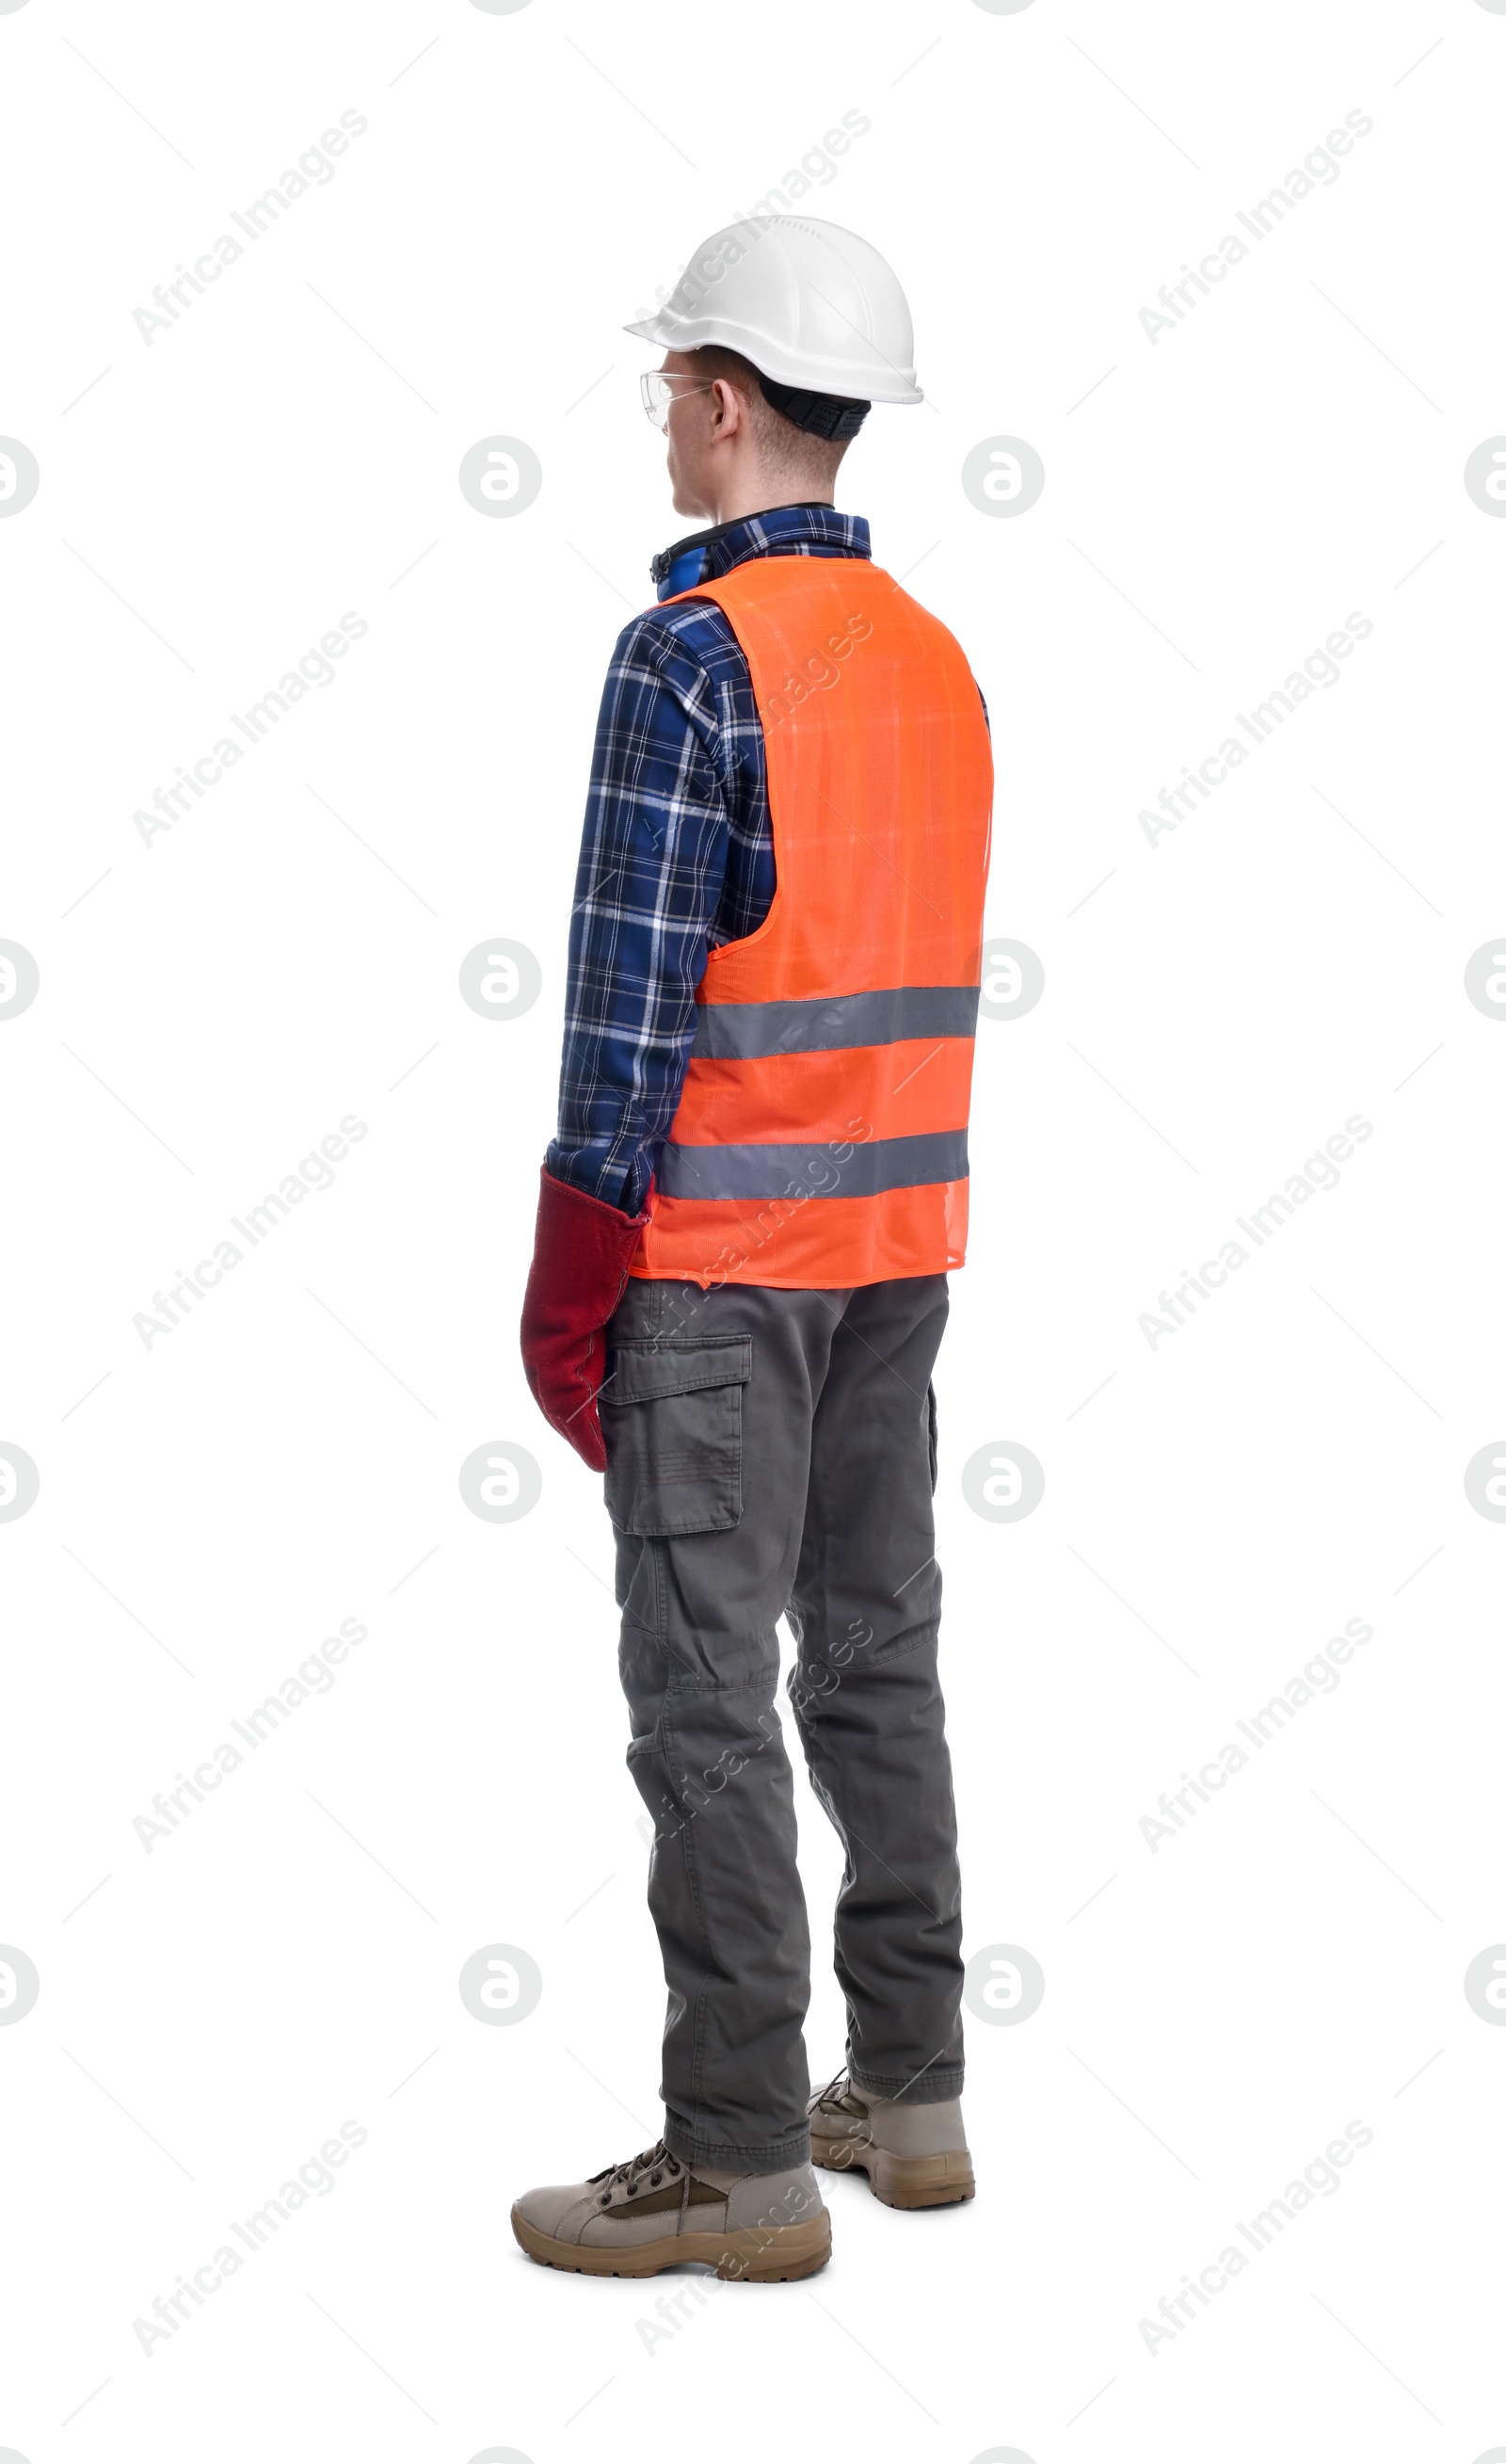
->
<box><xmin>545</xmin><ymin>604</ymin><xmax>769</xmax><ymax>1216</ymax></box>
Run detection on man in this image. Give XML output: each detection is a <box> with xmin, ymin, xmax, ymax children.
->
<box><xmin>515</xmin><ymin>218</ymin><xmax>993</xmax><ymax>2282</ymax></box>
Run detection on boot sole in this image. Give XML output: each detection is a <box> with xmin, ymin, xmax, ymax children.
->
<box><xmin>510</xmin><ymin>2204</ymin><xmax>832</xmax><ymax>2281</ymax></box>
<box><xmin>810</xmin><ymin>2133</ymin><xmax>975</xmax><ymax>2210</ymax></box>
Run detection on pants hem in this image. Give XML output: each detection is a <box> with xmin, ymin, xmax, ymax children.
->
<box><xmin>848</xmin><ymin>2061</ymin><xmax>965</xmax><ymax>2104</ymax></box>
<box><xmin>664</xmin><ymin>2117</ymin><xmax>812</xmax><ymax>2174</ymax></box>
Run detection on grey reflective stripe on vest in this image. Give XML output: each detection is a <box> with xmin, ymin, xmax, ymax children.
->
<box><xmin>656</xmin><ymin>1127</ymin><xmax>969</xmax><ymax>1202</ymax></box>
<box><xmin>690</xmin><ymin>983</ymin><xmax>980</xmax><ymax>1061</ymax></box>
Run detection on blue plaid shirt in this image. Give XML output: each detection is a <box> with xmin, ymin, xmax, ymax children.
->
<box><xmin>547</xmin><ymin>503</ymin><xmax>872</xmax><ymax>1216</ymax></box>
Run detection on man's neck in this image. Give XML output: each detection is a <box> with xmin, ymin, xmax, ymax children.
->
<box><xmin>669</xmin><ymin>498</ymin><xmax>835</xmax><ymax>546</ymax></box>
<box><xmin>694</xmin><ymin>485</ymin><xmax>833</xmax><ymax>527</ymax></box>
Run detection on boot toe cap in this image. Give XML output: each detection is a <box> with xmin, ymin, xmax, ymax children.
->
<box><xmin>512</xmin><ymin>2182</ymin><xmax>598</xmax><ymax>2241</ymax></box>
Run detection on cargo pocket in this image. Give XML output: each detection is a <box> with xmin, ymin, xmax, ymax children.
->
<box><xmin>601</xmin><ymin>1335</ymin><xmax>752</xmax><ymax>1537</ymax></box>
<box><xmin>927</xmin><ymin>1381</ymin><xmax>938</xmax><ymax>1496</ymax></box>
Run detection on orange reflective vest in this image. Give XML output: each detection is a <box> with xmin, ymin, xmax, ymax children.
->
<box><xmin>630</xmin><ymin>555</ymin><xmax>993</xmax><ymax>1290</ymax></box>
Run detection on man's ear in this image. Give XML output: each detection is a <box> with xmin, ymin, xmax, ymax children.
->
<box><xmin>711</xmin><ymin>378</ymin><xmax>745</xmax><ymax>438</ymax></box>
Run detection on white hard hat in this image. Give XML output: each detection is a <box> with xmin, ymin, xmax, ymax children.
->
<box><xmin>624</xmin><ymin>217</ymin><xmax>922</xmax><ymax>408</ymax></box>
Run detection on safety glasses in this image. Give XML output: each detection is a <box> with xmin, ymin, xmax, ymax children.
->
<box><xmin>640</xmin><ymin>370</ymin><xmax>716</xmax><ymax>431</ymax></box>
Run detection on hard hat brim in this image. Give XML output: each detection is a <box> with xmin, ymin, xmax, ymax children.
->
<box><xmin>622</xmin><ymin>313</ymin><xmax>923</xmax><ymax>407</ymax></box>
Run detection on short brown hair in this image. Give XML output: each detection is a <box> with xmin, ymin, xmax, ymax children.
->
<box><xmin>683</xmin><ymin>346</ymin><xmax>852</xmax><ymax>487</ymax></box>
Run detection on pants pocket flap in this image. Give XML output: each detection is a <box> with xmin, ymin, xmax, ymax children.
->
<box><xmin>605</xmin><ymin>1336</ymin><xmax>753</xmax><ymax>1406</ymax></box>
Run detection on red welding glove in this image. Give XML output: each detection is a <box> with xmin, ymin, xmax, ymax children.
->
<box><xmin>520</xmin><ymin>1165</ymin><xmax>649</xmax><ymax>1471</ymax></box>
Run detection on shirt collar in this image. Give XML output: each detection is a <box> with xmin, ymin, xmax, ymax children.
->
<box><xmin>650</xmin><ymin>503</ymin><xmax>871</xmax><ymax>601</ymax></box>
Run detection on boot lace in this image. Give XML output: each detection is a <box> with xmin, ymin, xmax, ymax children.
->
<box><xmin>588</xmin><ymin>2137</ymin><xmax>691</xmax><ymax>2212</ymax></box>
<box><xmin>812</xmin><ymin>2068</ymin><xmax>868</xmax><ymax>2118</ymax></box>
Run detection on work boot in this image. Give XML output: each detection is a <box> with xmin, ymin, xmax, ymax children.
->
<box><xmin>808</xmin><ymin>2070</ymin><xmax>975</xmax><ymax>2209</ymax></box>
<box><xmin>510</xmin><ymin>2137</ymin><xmax>831</xmax><ymax>2280</ymax></box>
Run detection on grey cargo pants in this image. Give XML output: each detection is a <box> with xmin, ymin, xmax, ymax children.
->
<box><xmin>601</xmin><ymin>1271</ymin><xmax>965</xmax><ymax>2173</ymax></box>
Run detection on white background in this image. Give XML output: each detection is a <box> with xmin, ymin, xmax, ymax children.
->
<box><xmin>2</xmin><ymin>1</ymin><xmax>1503</xmax><ymax>2458</ymax></box>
